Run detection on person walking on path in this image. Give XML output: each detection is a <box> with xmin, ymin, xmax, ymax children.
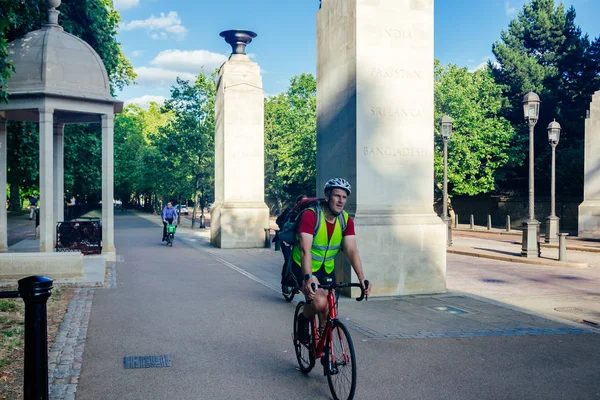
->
<box><xmin>28</xmin><ymin>196</ymin><xmax>37</xmax><ymax>220</ymax></box>
<box><xmin>161</xmin><ymin>202</ymin><xmax>178</xmax><ymax>242</ymax></box>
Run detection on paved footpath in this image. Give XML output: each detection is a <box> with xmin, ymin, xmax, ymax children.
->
<box><xmin>71</xmin><ymin>212</ymin><xmax>600</xmax><ymax>400</ymax></box>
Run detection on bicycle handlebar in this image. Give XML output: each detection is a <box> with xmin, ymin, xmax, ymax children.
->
<box><xmin>310</xmin><ymin>280</ymin><xmax>369</xmax><ymax>301</ymax></box>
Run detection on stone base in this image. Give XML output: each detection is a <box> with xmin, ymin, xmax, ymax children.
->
<box><xmin>336</xmin><ymin>214</ymin><xmax>447</xmax><ymax>297</ymax></box>
<box><xmin>545</xmin><ymin>216</ymin><xmax>559</xmax><ymax>244</ymax></box>
<box><xmin>521</xmin><ymin>220</ymin><xmax>540</xmax><ymax>257</ymax></box>
<box><xmin>210</xmin><ymin>202</ymin><xmax>269</xmax><ymax>249</ymax></box>
<box><xmin>102</xmin><ymin>250</ymin><xmax>116</xmax><ymax>262</ymax></box>
<box><xmin>578</xmin><ymin>201</ymin><xmax>600</xmax><ymax>237</ymax></box>
<box><xmin>0</xmin><ymin>252</ymin><xmax>84</xmax><ymax>281</ymax></box>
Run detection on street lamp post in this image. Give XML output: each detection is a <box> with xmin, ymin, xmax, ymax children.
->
<box><xmin>441</xmin><ymin>115</ymin><xmax>453</xmax><ymax>247</ymax></box>
<box><xmin>522</xmin><ymin>92</ymin><xmax>541</xmax><ymax>257</ymax></box>
<box><xmin>545</xmin><ymin>119</ymin><xmax>561</xmax><ymax>244</ymax></box>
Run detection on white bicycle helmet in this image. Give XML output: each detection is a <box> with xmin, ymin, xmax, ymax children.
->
<box><xmin>324</xmin><ymin>178</ymin><xmax>352</xmax><ymax>195</ymax></box>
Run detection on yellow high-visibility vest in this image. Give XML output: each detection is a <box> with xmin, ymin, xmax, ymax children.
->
<box><xmin>292</xmin><ymin>206</ymin><xmax>349</xmax><ymax>274</ymax></box>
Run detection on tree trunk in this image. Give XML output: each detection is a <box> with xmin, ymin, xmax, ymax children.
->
<box><xmin>8</xmin><ymin>182</ymin><xmax>21</xmax><ymax>212</ymax></box>
<box><xmin>191</xmin><ymin>174</ymin><xmax>200</xmax><ymax>229</ymax></box>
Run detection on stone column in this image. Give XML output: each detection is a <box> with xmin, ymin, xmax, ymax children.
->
<box><xmin>0</xmin><ymin>117</ymin><xmax>7</xmax><ymax>251</ymax></box>
<box><xmin>102</xmin><ymin>114</ymin><xmax>116</xmax><ymax>259</ymax></box>
<box><xmin>317</xmin><ymin>0</ymin><xmax>446</xmax><ymax>296</ymax></box>
<box><xmin>579</xmin><ymin>90</ymin><xmax>600</xmax><ymax>237</ymax></box>
<box><xmin>53</xmin><ymin>123</ymin><xmax>65</xmax><ymax>239</ymax></box>
<box><xmin>211</xmin><ymin>30</ymin><xmax>269</xmax><ymax>248</ymax></box>
<box><xmin>39</xmin><ymin>108</ymin><xmax>54</xmax><ymax>252</ymax></box>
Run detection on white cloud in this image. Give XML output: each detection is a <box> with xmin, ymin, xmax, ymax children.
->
<box><xmin>113</xmin><ymin>0</ymin><xmax>140</xmax><ymax>10</ymax></box>
<box><xmin>468</xmin><ymin>56</ymin><xmax>500</xmax><ymax>72</ymax></box>
<box><xmin>131</xmin><ymin>50</ymin><xmax>143</xmax><ymax>57</ymax></box>
<box><xmin>134</xmin><ymin>66</ymin><xmax>196</xmax><ymax>86</ymax></box>
<box><xmin>120</xmin><ymin>11</ymin><xmax>187</xmax><ymax>40</ymax></box>
<box><xmin>150</xmin><ymin>49</ymin><xmax>227</xmax><ymax>73</ymax></box>
<box><xmin>125</xmin><ymin>95</ymin><xmax>166</xmax><ymax>109</ymax></box>
<box><xmin>505</xmin><ymin>1</ymin><xmax>517</xmax><ymax>16</ymax></box>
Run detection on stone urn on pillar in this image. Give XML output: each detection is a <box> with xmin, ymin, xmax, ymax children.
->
<box><xmin>219</xmin><ymin>30</ymin><xmax>257</xmax><ymax>55</ymax></box>
<box><xmin>210</xmin><ymin>29</ymin><xmax>269</xmax><ymax>249</ymax></box>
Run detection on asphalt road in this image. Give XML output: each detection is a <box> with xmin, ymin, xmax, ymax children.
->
<box><xmin>76</xmin><ymin>213</ymin><xmax>600</xmax><ymax>400</ymax></box>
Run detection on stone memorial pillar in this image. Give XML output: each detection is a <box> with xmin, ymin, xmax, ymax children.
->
<box><xmin>317</xmin><ymin>0</ymin><xmax>446</xmax><ymax>296</ymax></box>
<box><xmin>211</xmin><ymin>30</ymin><xmax>269</xmax><ymax>248</ymax></box>
<box><xmin>579</xmin><ymin>90</ymin><xmax>600</xmax><ymax>237</ymax></box>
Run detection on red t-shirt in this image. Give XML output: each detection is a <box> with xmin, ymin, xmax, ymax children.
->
<box><xmin>297</xmin><ymin>209</ymin><xmax>355</xmax><ymax>241</ymax></box>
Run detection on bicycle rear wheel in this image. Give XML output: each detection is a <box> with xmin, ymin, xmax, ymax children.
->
<box><xmin>326</xmin><ymin>321</ymin><xmax>356</xmax><ymax>400</ymax></box>
<box><xmin>293</xmin><ymin>302</ymin><xmax>315</xmax><ymax>373</ymax></box>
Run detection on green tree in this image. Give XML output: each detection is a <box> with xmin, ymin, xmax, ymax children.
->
<box><xmin>154</xmin><ymin>71</ymin><xmax>217</xmax><ymax>225</ymax></box>
<box><xmin>490</xmin><ymin>0</ymin><xmax>600</xmax><ymax>194</ymax></box>
<box><xmin>114</xmin><ymin>105</ymin><xmax>145</xmax><ymax>206</ymax></box>
<box><xmin>6</xmin><ymin>122</ymin><xmax>38</xmax><ymax>210</ymax></box>
<box><xmin>434</xmin><ymin>61</ymin><xmax>522</xmax><ymax>197</ymax></box>
<box><xmin>264</xmin><ymin>73</ymin><xmax>317</xmax><ymax>212</ymax></box>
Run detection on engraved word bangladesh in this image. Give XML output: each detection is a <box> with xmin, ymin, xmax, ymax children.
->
<box><xmin>363</xmin><ymin>147</ymin><xmax>427</xmax><ymax>157</ymax></box>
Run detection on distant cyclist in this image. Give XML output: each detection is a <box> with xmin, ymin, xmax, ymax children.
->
<box><xmin>29</xmin><ymin>196</ymin><xmax>37</xmax><ymax>220</ymax></box>
<box><xmin>161</xmin><ymin>202</ymin><xmax>178</xmax><ymax>242</ymax></box>
<box><xmin>294</xmin><ymin>178</ymin><xmax>371</xmax><ymax>340</ymax></box>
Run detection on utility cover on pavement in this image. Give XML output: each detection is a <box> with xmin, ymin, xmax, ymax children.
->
<box><xmin>429</xmin><ymin>305</ymin><xmax>471</xmax><ymax>315</ymax></box>
<box><xmin>124</xmin><ymin>355</ymin><xmax>171</xmax><ymax>369</ymax></box>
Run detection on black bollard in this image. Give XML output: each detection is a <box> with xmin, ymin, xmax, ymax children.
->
<box><xmin>264</xmin><ymin>228</ymin><xmax>271</xmax><ymax>248</ymax></box>
<box><xmin>19</xmin><ymin>276</ymin><xmax>53</xmax><ymax>400</ymax></box>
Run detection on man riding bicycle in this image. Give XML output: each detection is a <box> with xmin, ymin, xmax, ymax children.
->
<box><xmin>161</xmin><ymin>202</ymin><xmax>178</xmax><ymax>242</ymax></box>
<box><xmin>295</xmin><ymin>178</ymin><xmax>371</xmax><ymax>340</ymax></box>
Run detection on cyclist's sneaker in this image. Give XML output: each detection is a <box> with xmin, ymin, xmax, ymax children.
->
<box><xmin>297</xmin><ymin>313</ymin><xmax>311</xmax><ymax>345</ymax></box>
<box><xmin>282</xmin><ymin>285</ymin><xmax>293</xmax><ymax>296</ymax></box>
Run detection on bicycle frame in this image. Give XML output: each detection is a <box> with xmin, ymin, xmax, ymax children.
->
<box><xmin>311</xmin><ymin>289</ymin><xmax>338</xmax><ymax>360</ymax></box>
<box><xmin>309</xmin><ymin>281</ymin><xmax>367</xmax><ymax>362</ymax></box>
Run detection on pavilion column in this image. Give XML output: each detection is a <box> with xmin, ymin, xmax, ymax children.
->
<box><xmin>39</xmin><ymin>108</ymin><xmax>54</xmax><ymax>252</ymax></box>
<box><xmin>101</xmin><ymin>114</ymin><xmax>115</xmax><ymax>259</ymax></box>
<box><xmin>0</xmin><ymin>117</ymin><xmax>7</xmax><ymax>251</ymax></box>
<box><xmin>53</xmin><ymin>123</ymin><xmax>65</xmax><ymax>240</ymax></box>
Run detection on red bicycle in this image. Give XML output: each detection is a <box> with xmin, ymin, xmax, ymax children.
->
<box><xmin>293</xmin><ymin>280</ymin><xmax>369</xmax><ymax>400</ymax></box>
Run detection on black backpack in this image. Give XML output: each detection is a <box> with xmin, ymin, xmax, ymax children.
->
<box><xmin>277</xmin><ymin>198</ymin><xmax>347</xmax><ymax>245</ymax></box>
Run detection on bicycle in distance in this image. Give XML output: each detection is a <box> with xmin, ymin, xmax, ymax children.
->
<box><xmin>165</xmin><ymin>224</ymin><xmax>176</xmax><ymax>247</ymax></box>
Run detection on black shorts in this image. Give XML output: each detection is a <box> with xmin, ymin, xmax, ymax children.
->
<box><xmin>292</xmin><ymin>264</ymin><xmax>336</xmax><ymax>287</ymax></box>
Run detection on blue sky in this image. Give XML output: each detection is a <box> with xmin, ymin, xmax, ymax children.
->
<box><xmin>114</xmin><ymin>0</ymin><xmax>600</xmax><ymax>108</ymax></box>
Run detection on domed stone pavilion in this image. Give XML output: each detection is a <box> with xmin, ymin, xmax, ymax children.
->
<box><xmin>0</xmin><ymin>0</ymin><xmax>121</xmax><ymax>263</ymax></box>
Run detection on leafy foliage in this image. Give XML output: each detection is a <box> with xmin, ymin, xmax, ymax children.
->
<box><xmin>264</xmin><ymin>73</ymin><xmax>317</xmax><ymax>211</ymax></box>
<box><xmin>434</xmin><ymin>62</ymin><xmax>523</xmax><ymax>196</ymax></box>
<box><xmin>490</xmin><ymin>0</ymin><xmax>600</xmax><ymax>194</ymax></box>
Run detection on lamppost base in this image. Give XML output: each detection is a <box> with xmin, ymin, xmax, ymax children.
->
<box><xmin>545</xmin><ymin>216</ymin><xmax>560</xmax><ymax>245</ymax></box>
<box><xmin>521</xmin><ymin>219</ymin><xmax>540</xmax><ymax>258</ymax></box>
<box><xmin>442</xmin><ymin>215</ymin><xmax>452</xmax><ymax>246</ymax></box>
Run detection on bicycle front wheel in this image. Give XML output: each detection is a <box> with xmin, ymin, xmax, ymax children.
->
<box><xmin>293</xmin><ymin>302</ymin><xmax>315</xmax><ymax>373</ymax></box>
<box><xmin>326</xmin><ymin>321</ymin><xmax>357</xmax><ymax>400</ymax></box>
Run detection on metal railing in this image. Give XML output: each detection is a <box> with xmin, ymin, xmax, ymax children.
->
<box><xmin>0</xmin><ymin>276</ymin><xmax>53</xmax><ymax>400</ymax></box>
<box><xmin>56</xmin><ymin>219</ymin><xmax>102</xmax><ymax>254</ymax></box>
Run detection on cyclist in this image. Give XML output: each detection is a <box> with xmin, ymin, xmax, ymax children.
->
<box><xmin>161</xmin><ymin>202</ymin><xmax>178</xmax><ymax>242</ymax></box>
<box><xmin>277</xmin><ymin>194</ymin><xmax>307</xmax><ymax>291</ymax></box>
<box><xmin>294</xmin><ymin>178</ymin><xmax>371</xmax><ymax>341</ymax></box>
